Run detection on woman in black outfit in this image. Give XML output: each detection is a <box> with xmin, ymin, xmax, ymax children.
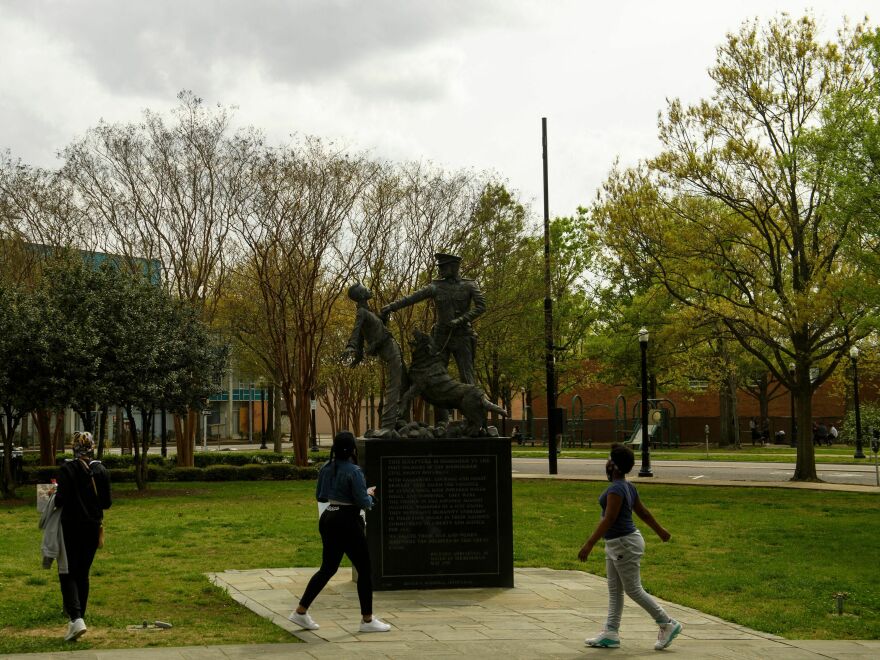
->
<box><xmin>289</xmin><ymin>431</ymin><xmax>391</xmax><ymax>633</ymax></box>
<box><xmin>54</xmin><ymin>431</ymin><xmax>112</xmax><ymax>642</ymax></box>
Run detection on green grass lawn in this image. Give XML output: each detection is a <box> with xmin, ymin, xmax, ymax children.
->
<box><xmin>512</xmin><ymin>444</ymin><xmax>878</xmax><ymax>464</ymax></box>
<box><xmin>1</xmin><ymin>480</ymin><xmax>878</xmax><ymax>654</ymax></box>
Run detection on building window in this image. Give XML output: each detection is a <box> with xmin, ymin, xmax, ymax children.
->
<box><xmin>688</xmin><ymin>378</ymin><xmax>709</xmax><ymax>391</ymax></box>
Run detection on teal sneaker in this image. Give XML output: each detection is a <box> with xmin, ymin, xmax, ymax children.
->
<box><xmin>585</xmin><ymin>630</ymin><xmax>620</xmax><ymax>648</ymax></box>
<box><xmin>654</xmin><ymin>619</ymin><xmax>682</xmax><ymax>650</ymax></box>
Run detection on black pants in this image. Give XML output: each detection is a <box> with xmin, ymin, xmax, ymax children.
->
<box><xmin>59</xmin><ymin>519</ymin><xmax>100</xmax><ymax>621</ymax></box>
<box><xmin>300</xmin><ymin>506</ymin><xmax>372</xmax><ymax>616</ymax></box>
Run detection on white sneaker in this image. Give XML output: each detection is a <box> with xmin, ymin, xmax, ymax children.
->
<box><xmin>288</xmin><ymin>610</ymin><xmax>319</xmax><ymax>630</ymax></box>
<box><xmin>585</xmin><ymin>629</ymin><xmax>620</xmax><ymax>648</ymax></box>
<box><xmin>655</xmin><ymin>619</ymin><xmax>682</xmax><ymax>650</ymax></box>
<box><xmin>359</xmin><ymin>617</ymin><xmax>391</xmax><ymax>633</ymax></box>
<box><xmin>64</xmin><ymin>618</ymin><xmax>87</xmax><ymax>642</ymax></box>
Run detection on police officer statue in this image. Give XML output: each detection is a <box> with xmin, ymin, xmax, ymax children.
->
<box><xmin>381</xmin><ymin>253</ymin><xmax>486</xmax><ymax>425</ymax></box>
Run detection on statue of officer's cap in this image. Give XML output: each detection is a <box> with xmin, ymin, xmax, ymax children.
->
<box><xmin>434</xmin><ymin>253</ymin><xmax>462</xmax><ymax>265</ymax></box>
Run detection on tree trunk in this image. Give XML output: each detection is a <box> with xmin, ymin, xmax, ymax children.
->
<box><xmin>97</xmin><ymin>404</ymin><xmax>109</xmax><ymax>459</ymax></box>
<box><xmin>77</xmin><ymin>408</ymin><xmax>95</xmax><ymax>433</ymax></box>
<box><xmin>280</xmin><ymin>382</ymin><xmax>308</xmax><ymax>466</ymax></box>
<box><xmin>1</xmin><ymin>408</ymin><xmax>22</xmax><ymax>498</ymax></box>
<box><xmin>127</xmin><ymin>408</ymin><xmax>145</xmax><ymax>490</ymax></box>
<box><xmin>758</xmin><ymin>375</ymin><xmax>770</xmax><ymax>425</ymax></box>
<box><xmin>137</xmin><ymin>409</ymin><xmax>153</xmax><ymax>489</ymax></box>
<box><xmin>33</xmin><ymin>409</ymin><xmax>55</xmax><ymax>466</ymax></box>
<box><xmin>174</xmin><ymin>410</ymin><xmax>197</xmax><ymax>467</ymax></box>
<box><xmin>793</xmin><ymin>365</ymin><xmax>819</xmax><ymax>481</ymax></box>
<box><xmin>53</xmin><ymin>411</ymin><xmax>65</xmax><ymax>457</ymax></box>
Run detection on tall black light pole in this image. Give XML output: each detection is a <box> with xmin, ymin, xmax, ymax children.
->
<box><xmin>788</xmin><ymin>363</ymin><xmax>797</xmax><ymax>448</ymax></box>
<box><xmin>638</xmin><ymin>328</ymin><xmax>653</xmax><ymax>477</ymax></box>
<box><xmin>542</xmin><ymin>117</ymin><xmax>558</xmax><ymax>475</ymax></box>
<box><xmin>259</xmin><ymin>377</ymin><xmax>267</xmax><ymax>449</ymax></box>
<box><xmin>851</xmin><ymin>346</ymin><xmax>866</xmax><ymax>459</ymax></box>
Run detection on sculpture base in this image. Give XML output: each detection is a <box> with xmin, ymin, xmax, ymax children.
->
<box><xmin>356</xmin><ymin>436</ymin><xmax>514</xmax><ymax>590</ymax></box>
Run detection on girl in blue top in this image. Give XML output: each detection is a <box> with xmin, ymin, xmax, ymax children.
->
<box><xmin>578</xmin><ymin>444</ymin><xmax>682</xmax><ymax>651</ymax></box>
<box><xmin>289</xmin><ymin>431</ymin><xmax>391</xmax><ymax>633</ymax></box>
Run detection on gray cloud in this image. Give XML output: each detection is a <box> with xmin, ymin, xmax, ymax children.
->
<box><xmin>4</xmin><ymin>0</ymin><xmax>521</xmax><ymax>101</ymax></box>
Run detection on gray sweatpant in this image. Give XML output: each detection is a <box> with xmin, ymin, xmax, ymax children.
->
<box><xmin>604</xmin><ymin>529</ymin><xmax>670</xmax><ymax>631</ymax></box>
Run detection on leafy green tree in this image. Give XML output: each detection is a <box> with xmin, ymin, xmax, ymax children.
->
<box><xmin>40</xmin><ymin>259</ymin><xmax>109</xmax><ymax>433</ymax></box>
<box><xmin>0</xmin><ymin>285</ymin><xmax>52</xmax><ymax>497</ymax></box>
<box><xmin>595</xmin><ymin>15</ymin><xmax>876</xmax><ymax>480</ymax></box>
<box><xmin>101</xmin><ymin>268</ymin><xmax>226</xmax><ymax>488</ymax></box>
<box><xmin>459</xmin><ymin>183</ymin><xmax>541</xmax><ymax>423</ymax></box>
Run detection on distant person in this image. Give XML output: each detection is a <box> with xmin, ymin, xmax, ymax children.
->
<box><xmin>749</xmin><ymin>417</ymin><xmax>759</xmax><ymax>446</ymax></box>
<box><xmin>54</xmin><ymin>432</ymin><xmax>112</xmax><ymax>642</ymax></box>
<box><xmin>578</xmin><ymin>444</ymin><xmax>682</xmax><ymax>651</ymax></box>
<box><xmin>511</xmin><ymin>425</ymin><xmax>523</xmax><ymax>445</ymax></box>
<box><xmin>289</xmin><ymin>431</ymin><xmax>391</xmax><ymax>634</ymax></box>
<box><xmin>816</xmin><ymin>422</ymin><xmax>829</xmax><ymax>446</ymax></box>
<box><xmin>761</xmin><ymin>418</ymin><xmax>770</xmax><ymax>445</ymax></box>
<box><xmin>829</xmin><ymin>424</ymin><xmax>839</xmax><ymax>444</ymax></box>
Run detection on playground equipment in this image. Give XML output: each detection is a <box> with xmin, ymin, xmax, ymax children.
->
<box><xmin>626</xmin><ymin>398</ymin><xmax>679</xmax><ymax>449</ymax></box>
<box><xmin>556</xmin><ymin>395</ymin><xmax>591</xmax><ymax>448</ymax></box>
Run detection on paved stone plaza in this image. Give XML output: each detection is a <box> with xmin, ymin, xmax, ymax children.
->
<box><xmin>2</xmin><ymin>566</ymin><xmax>877</xmax><ymax>658</ymax></box>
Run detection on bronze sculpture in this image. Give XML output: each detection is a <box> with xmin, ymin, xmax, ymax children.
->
<box><xmin>381</xmin><ymin>253</ymin><xmax>486</xmax><ymax>429</ymax></box>
<box><xmin>343</xmin><ymin>283</ymin><xmax>405</xmax><ymax>432</ymax></box>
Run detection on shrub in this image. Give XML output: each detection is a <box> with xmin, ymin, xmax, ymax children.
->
<box><xmin>107</xmin><ymin>468</ymin><xmax>136</xmax><ymax>483</ymax></box>
<box><xmin>203</xmin><ymin>464</ymin><xmax>238</xmax><ymax>481</ymax></box>
<box><xmin>171</xmin><ymin>467</ymin><xmax>204</xmax><ymax>482</ymax></box>
<box><xmin>264</xmin><ymin>463</ymin><xmax>295</xmax><ymax>480</ymax></box>
<box><xmin>23</xmin><ymin>466</ymin><xmax>60</xmax><ymax>484</ymax></box>
<box><xmin>839</xmin><ymin>402</ymin><xmax>880</xmax><ymax>446</ymax></box>
<box><xmin>293</xmin><ymin>465</ymin><xmax>320</xmax><ymax>480</ymax></box>
<box><xmin>238</xmin><ymin>464</ymin><xmax>267</xmax><ymax>481</ymax></box>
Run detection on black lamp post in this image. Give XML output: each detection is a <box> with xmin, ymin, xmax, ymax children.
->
<box><xmin>851</xmin><ymin>346</ymin><xmax>866</xmax><ymax>459</ymax></box>
<box><xmin>788</xmin><ymin>363</ymin><xmax>797</xmax><ymax>448</ymax></box>
<box><xmin>259</xmin><ymin>377</ymin><xmax>267</xmax><ymax>449</ymax></box>
<box><xmin>638</xmin><ymin>328</ymin><xmax>653</xmax><ymax>477</ymax></box>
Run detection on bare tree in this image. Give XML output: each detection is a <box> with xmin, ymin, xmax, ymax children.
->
<box><xmin>234</xmin><ymin>139</ymin><xmax>377</xmax><ymax>465</ymax></box>
<box><xmin>61</xmin><ymin>92</ymin><xmax>261</xmax><ymax>465</ymax></box>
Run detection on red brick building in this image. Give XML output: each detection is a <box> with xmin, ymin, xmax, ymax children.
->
<box><xmin>516</xmin><ymin>374</ymin><xmax>875</xmax><ymax>446</ymax></box>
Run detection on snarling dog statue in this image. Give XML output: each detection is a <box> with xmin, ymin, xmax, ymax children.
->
<box><xmin>401</xmin><ymin>330</ymin><xmax>506</xmax><ymax>437</ymax></box>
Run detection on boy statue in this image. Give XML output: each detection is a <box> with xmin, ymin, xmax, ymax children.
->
<box><xmin>344</xmin><ymin>283</ymin><xmax>405</xmax><ymax>431</ymax></box>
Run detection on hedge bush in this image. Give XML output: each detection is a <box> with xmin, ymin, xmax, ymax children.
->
<box><xmin>237</xmin><ymin>464</ymin><xmax>267</xmax><ymax>481</ymax></box>
<box><xmin>21</xmin><ymin>460</ymin><xmax>319</xmax><ymax>484</ymax></box>
<box><xmin>172</xmin><ymin>467</ymin><xmax>204</xmax><ymax>482</ymax></box>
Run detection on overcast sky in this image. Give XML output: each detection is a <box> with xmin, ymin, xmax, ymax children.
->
<box><xmin>0</xmin><ymin>0</ymin><xmax>873</xmax><ymax>218</ymax></box>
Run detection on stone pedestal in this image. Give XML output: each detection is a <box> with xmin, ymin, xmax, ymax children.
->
<box><xmin>356</xmin><ymin>437</ymin><xmax>514</xmax><ymax>590</ymax></box>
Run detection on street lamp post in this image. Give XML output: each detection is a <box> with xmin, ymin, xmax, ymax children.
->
<box><xmin>638</xmin><ymin>328</ymin><xmax>653</xmax><ymax>477</ymax></box>
<box><xmin>259</xmin><ymin>377</ymin><xmax>267</xmax><ymax>450</ymax></box>
<box><xmin>788</xmin><ymin>363</ymin><xmax>797</xmax><ymax>448</ymax></box>
<box><xmin>520</xmin><ymin>387</ymin><xmax>526</xmax><ymax>436</ymax></box>
<box><xmin>248</xmin><ymin>381</ymin><xmax>254</xmax><ymax>445</ymax></box>
<box><xmin>851</xmin><ymin>346</ymin><xmax>866</xmax><ymax>459</ymax></box>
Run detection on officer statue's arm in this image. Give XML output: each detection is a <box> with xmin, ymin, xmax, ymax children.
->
<box><xmin>452</xmin><ymin>280</ymin><xmax>487</xmax><ymax>326</ymax></box>
<box><xmin>380</xmin><ymin>284</ymin><xmax>435</xmax><ymax>321</ymax></box>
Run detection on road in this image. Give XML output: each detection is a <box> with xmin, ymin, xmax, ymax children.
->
<box><xmin>512</xmin><ymin>457</ymin><xmax>880</xmax><ymax>487</ymax></box>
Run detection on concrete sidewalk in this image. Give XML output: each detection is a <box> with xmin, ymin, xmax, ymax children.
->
<box><xmin>3</xmin><ymin>567</ymin><xmax>877</xmax><ymax>658</ymax></box>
